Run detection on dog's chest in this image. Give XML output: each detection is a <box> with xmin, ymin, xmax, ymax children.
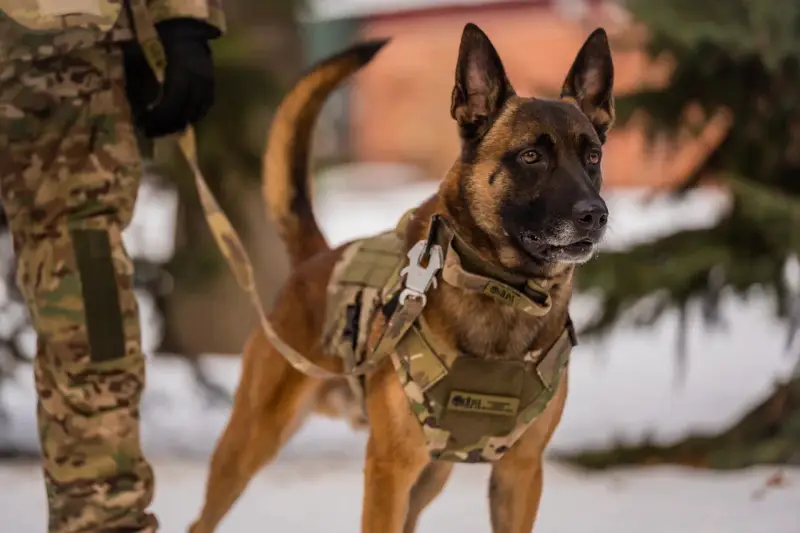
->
<box><xmin>451</xmin><ymin>302</ymin><xmax>543</xmax><ymax>360</ymax></box>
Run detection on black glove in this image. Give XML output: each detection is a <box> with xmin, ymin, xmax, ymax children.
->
<box><xmin>121</xmin><ymin>18</ymin><xmax>219</xmax><ymax>138</ymax></box>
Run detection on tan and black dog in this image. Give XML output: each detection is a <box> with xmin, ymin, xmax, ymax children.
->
<box><xmin>189</xmin><ymin>22</ymin><xmax>614</xmax><ymax>533</ymax></box>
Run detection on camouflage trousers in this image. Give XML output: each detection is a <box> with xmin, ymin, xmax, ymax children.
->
<box><xmin>0</xmin><ymin>44</ymin><xmax>158</xmax><ymax>532</ymax></box>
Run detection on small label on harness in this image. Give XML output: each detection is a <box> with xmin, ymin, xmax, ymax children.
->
<box><xmin>483</xmin><ymin>282</ymin><xmax>522</xmax><ymax>307</ymax></box>
<box><xmin>446</xmin><ymin>391</ymin><xmax>520</xmax><ymax>417</ymax></box>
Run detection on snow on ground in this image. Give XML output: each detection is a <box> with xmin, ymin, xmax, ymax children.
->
<box><xmin>1</xmin><ymin>163</ymin><xmax>799</xmax><ymax>532</ymax></box>
<box><xmin>2</xmin><ymin>455</ymin><xmax>797</xmax><ymax>533</ymax></box>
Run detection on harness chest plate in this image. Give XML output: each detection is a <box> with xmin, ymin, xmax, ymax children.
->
<box><xmin>390</xmin><ymin>321</ymin><xmax>572</xmax><ymax>463</ymax></box>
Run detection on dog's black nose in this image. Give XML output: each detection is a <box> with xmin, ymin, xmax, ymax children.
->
<box><xmin>573</xmin><ymin>199</ymin><xmax>608</xmax><ymax>231</ymax></box>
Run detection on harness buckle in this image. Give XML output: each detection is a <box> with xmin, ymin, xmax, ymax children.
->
<box><xmin>399</xmin><ymin>240</ymin><xmax>444</xmax><ymax>307</ymax></box>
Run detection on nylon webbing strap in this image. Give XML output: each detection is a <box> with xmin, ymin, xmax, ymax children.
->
<box><xmin>441</xmin><ymin>244</ymin><xmax>551</xmax><ymax>316</ymax></box>
<box><xmin>127</xmin><ymin>2</ymin><xmax>384</xmax><ymax>379</ymax></box>
<box><xmin>371</xmin><ymin>296</ymin><xmax>424</xmax><ymax>360</ymax></box>
<box><xmin>430</xmin><ymin>216</ymin><xmax>552</xmax><ymax>316</ymax></box>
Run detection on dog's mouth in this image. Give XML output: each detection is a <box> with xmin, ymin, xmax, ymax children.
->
<box><xmin>517</xmin><ymin>232</ymin><xmax>598</xmax><ymax>264</ymax></box>
<box><xmin>550</xmin><ymin>238</ymin><xmax>594</xmax><ymax>255</ymax></box>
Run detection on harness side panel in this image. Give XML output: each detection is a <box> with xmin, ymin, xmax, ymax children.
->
<box><xmin>322</xmin><ymin>230</ymin><xmax>408</xmax><ymax>416</ymax></box>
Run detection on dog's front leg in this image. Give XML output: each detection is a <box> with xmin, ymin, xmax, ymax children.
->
<box><xmin>488</xmin><ymin>456</ymin><xmax>545</xmax><ymax>533</ymax></box>
<box><xmin>362</xmin><ymin>361</ymin><xmax>429</xmax><ymax>533</ymax></box>
<box><xmin>403</xmin><ymin>461</ymin><xmax>454</xmax><ymax>533</ymax></box>
<box><xmin>488</xmin><ymin>371</ymin><xmax>569</xmax><ymax>533</ymax></box>
<box><xmin>362</xmin><ymin>441</ymin><xmax>428</xmax><ymax>533</ymax></box>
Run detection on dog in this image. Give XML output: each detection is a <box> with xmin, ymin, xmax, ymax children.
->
<box><xmin>188</xmin><ymin>22</ymin><xmax>614</xmax><ymax>533</ymax></box>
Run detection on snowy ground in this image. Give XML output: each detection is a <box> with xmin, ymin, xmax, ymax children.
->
<box><xmin>1</xmin><ymin>163</ymin><xmax>799</xmax><ymax>532</ymax></box>
<box><xmin>2</xmin><ymin>453</ymin><xmax>797</xmax><ymax>533</ymax></box>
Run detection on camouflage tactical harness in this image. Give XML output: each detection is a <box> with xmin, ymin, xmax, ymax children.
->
<box><xmin>324</xmin><ymin>210</ymin><xmax>577</xmax><ymax>463</ymax></box>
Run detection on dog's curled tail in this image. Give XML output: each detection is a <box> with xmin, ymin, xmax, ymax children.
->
<box><xmin>263</xmin><ymin>38</ymin><xmax>390</xmax><ymax>265</ymax></box>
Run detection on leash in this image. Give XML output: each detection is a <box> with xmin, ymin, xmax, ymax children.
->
<box><xmin>127</xmin><ymin>2</ymin><xmax>371</xmax><ymax>379</ymax></box>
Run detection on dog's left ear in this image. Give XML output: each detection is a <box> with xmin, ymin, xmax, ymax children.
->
<box><xmin>451</xmin><ymin>23</ymin><xmax>516</xmax><ymax>141</ymax></box>
<box><xmin>561</xmin><ymin>28</ymin><xmax>615</xmax><ymax>142</ymax></box>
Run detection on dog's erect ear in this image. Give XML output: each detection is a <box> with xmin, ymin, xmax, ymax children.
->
<box><xmin>561</xmin><ymin>28</ymin><xmax>615</xmax><ymax>142</ymax></box>
<box><xmin>450</xmin><ymin>23</ymin><xmax>515</xmax><ymax>141</ymax></box>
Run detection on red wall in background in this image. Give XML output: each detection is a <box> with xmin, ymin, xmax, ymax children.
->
<box><xmin>346</xmin><ymin>1</ymin><xmax>716</xmax><ymax>189</ymax></box>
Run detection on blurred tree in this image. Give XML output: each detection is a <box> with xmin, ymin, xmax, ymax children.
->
<box><xmin>571</xmin><ymin>0</ymin><xmax>800</xmax><ymax>468</ymax></box>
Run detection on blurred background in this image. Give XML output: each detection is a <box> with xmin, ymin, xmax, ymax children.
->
<box><xmin>1</xmin><ymin>0</ymin><xmax>799</xmax><ymax>531</ymax></box>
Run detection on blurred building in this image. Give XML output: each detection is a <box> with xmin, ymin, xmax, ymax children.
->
<box><xmin>302</xmin><ymin>0</ymin><xmax>714</xmax><ymax>190</ymax></box>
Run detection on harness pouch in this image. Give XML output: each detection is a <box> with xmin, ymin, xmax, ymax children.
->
<box><xmin>322</xmin><ymin>230</ymin><xmax>409</xmax><ymax>414</ymax></box>
<box><xmin>336</xmin><ymin>236</ymin><xmax>405</xmax><ymax>288</ymax></box>
<box><xmin>324</xmin><ymin>232</ymin><xmax>407</xmax><ymax>363</ymax></box>
<box><xmin>323</xmin><ymin>243</ymin><xmax>361</xmax><ymax>368</ymax></box>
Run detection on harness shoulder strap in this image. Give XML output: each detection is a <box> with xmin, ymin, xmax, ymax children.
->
<box><xmin>516</xmin><ymin>318</ymin><xmax>576</xmax><ymax>424</ymax></box>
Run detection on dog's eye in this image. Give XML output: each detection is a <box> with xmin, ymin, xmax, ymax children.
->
<box><xmin>586</xmin><ymin>150</ymin><xmax>602</xmax><ymax>166</ymax></box>
<box><xmin>518</xmin><ymin>150</ymin><xmax>541</xmax><ymax>165</ymax></box>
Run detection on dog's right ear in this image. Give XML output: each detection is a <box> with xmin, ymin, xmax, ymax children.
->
<box><xmin>450</xmin><ymin>23</ymin><xmax>515</xmax><ymax>141</ymax></box>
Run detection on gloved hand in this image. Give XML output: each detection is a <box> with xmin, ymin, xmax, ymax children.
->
<box><xmin>121</xmin><ymin>18</ymin><xmax>219</xmax><ymax>138</ymax></box>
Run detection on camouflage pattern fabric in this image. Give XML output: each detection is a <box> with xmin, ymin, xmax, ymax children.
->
<box><xmin>3</xmin><ymin>0</ymin><xmax>122</xmax><ymax>27</ymax></box>
<box><xmin>0</xmin><ymin>44</ymin><xmax>157</xmax><ymax>532</ymax></box>
<box><xmin>0</xmin><ymin>0</ymin><xmax>132</xmax><ymax>62</ymax></box>
<box><xmin>0</xmin><ymin>0</ymin><xmax>225</xmax><ymax>62</ymax></box>
<box><xmin>390</xmin><ymin>326</ymin><xmax>572</xmax><ymax>463</ymax></box>
<box><xmin>0</xmin><ymin>1</ymin><xmax>227</xmax><ymax>530</ymax></box>
<box><xmin>322</xmin><ymin>229</ymin><xmax>410</xmax><ymax>418</ymax></box>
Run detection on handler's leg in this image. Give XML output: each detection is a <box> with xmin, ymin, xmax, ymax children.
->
<box><xmin>0</xmin><ymin>44</ymin><xmax>158</xmax><ymax>532</ymax></box>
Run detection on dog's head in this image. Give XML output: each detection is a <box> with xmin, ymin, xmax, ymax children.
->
<box><xmin>444</xmin><ymin>23</ymin><xmax>614</xmax><ymax>273</ymax></box>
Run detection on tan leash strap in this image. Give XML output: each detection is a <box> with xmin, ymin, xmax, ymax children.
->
<box><xmin>128</xmin><ymin>2</ymin><xmax>370</xmax><ymax>379</ymax></box>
